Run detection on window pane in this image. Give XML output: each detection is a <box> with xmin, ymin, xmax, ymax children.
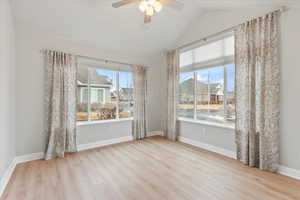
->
<box><xmin>196</xmin><ymin>66</ymin><xmax>225</xmax><ymax>121</ymax></box>
<box><xmin>208</xmin><ymin>66</ymin><xmax>225</xmax><ymax>120</ymax></box>
<box><xmin>119</xmin><ymin>71</ymin><xmax>134</xmax><ymax>118</ymax></box>
<box><xmin>90</xmin><ymin>68</ymin><xmax>117</xmax><ymax>120</ymax></box>
<box><xmin>178</xmin><ymin>72</ymin><xmax>194</xmax><ymax>118</ymax></box>
<box><xmin>195</xmin><ymin>68</ymin><xmax>209</xmax><ymax>120</ymax></box>
<box><xmin>77</xmin><ymin>66</ymin><xmax>89</xmax><ymax>121</ymax></box>
<box><xmin>225</xmin><ymin>64</ymin><xmax>235</xmax><ymax>122</ymax></box>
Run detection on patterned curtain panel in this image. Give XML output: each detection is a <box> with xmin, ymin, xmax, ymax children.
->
<box><xmin>235</xmin><ymin>11</ymin><xmax>280</xmax><ymax>172</ymax></box>
<box><xmin>166</xmin><ymin>50</ymin><xmax>179</xmax><ymax>141</ymax></box>
<box><xmin>133</xmin><ymin>66</ymin><xmax>148</xmax><ymax>140</ymax></box>
<box><xmin>44</xmin><ymin>50</ymin><xmax>78</xmax><ymax>160</ymax></box>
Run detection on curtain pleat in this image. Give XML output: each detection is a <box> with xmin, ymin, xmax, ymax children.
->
<box><xmin>133</xmin><ymin>66</ymin><xmax>148</xmax><ymax>140</ymax></box>
<box><xmin>235</xmin><ymin>11</ymin><xmax>280</xmax><ymax>172</ymax></box>
<box><xmin>44</xmin><ymin>50</ymin><xmax>78</xmax><ymax>160</ymax></box>
<box><xmin>166</xmin><ymin>50</ymin><xmax>180</xmax><ymax>141</ymax></box>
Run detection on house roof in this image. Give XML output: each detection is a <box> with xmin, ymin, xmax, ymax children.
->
<box><xmin>120</xmin><ymin>88</ymin><xmax>133</xmax><ymax>94</ymax></box>
<box><xmin>179</xmin><ymin>78</ymin><xmax>222</xmax><ymax>95</ymax></box>
<box><xmin>77</xmin><ymin>68</ymin><xmax>112</xmax><ymax>87</ymax></box>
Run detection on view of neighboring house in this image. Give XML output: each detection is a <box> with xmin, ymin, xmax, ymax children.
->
<box><xmin>119</xmin><ymin>88</ymin><xmax>134</xmax><ymax>101</ymax></box>
<box><xmin>179</xmin><ymin>78</ymin><xmax>224</xmax><ymax>104</ymax></box>
<box><xmin>77</xmin><ymin>68</ymin><xmax>113</xmax><ymax>103</ymax></box>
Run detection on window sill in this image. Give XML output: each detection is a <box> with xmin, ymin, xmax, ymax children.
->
<box><xmin>177</xmin><ymin>117</ymin><xmax>235</xmax><ymax>130</ymax></box>
<box><xmin>77</xmin><ymin>117</ymin><xmax>133</xmax><ymax>126</ymax></box>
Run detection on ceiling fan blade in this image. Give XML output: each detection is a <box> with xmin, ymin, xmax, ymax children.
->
<box><xmin>144</xmin><ymin>14</ymin><xmax>151</xmax><ymax>23</ymax></box>
<box><xmin>112</xmin><ymin>0</ymin><xmax>138</xmax><ymax>8</ymax></box>
<box><xmin>159</xmin><ymin>0</ymin><xmax>184</xmax><ymax>11</ymax></box>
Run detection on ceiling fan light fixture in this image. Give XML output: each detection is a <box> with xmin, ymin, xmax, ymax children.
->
<box><xmin>153</xmin><ymin>1</ymin><xmax>162</xmax><ymax>12</ymax></box>
<box><xmin>146</xmin><ymin>6</ymin><xmax>154</xmax><ymax>16</ymax></box>
<box><xmin>139</xmin><ymin>0</ymin><xmax>148</xmax><ymax>12</ymax></box>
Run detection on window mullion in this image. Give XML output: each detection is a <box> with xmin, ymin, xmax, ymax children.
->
<box><xmin>194</xmin><ymin>72</ymin><xmax>197</xmax><ymax>120</ymax></box>
<box><xmin>207</xmin><ymin>72</ymin><xmax>210</xmax><ymax>116</ymax></box>
<box><xmin>223</xmin><ymin>65</ymin><xmax>228</xmax><ymax>121</ymax></box>
<box><xmin>87</xmin><ymin>68</ymin><xmax>91</xmax><ymax>121</ymax></box>
<box><xmin>116</xmin><ymin>71</ymin><xmax>120</xmax><ymax>119</ymax></box>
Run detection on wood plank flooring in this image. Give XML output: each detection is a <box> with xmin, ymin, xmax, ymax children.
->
<box><xmin>1</xmin><ymin>136</ymin><xmax>300</xmax><ymax>200</ymax></box>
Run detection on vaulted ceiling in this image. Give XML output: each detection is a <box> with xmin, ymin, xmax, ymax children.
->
<box><xmin>12</xmin><ymin>0</ymin><xmax>298</xmax><ymax>57</ymax></box>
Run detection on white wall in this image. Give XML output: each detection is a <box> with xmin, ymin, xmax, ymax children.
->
<box><xmin>0</xmin><ymin>0</ymin><xmax>16</xmax><ymax>179</ymax></box>
<box><xmin>15</xmin><ymin>28</ymin><xmax>164</xmax><ymax>156</ymax></box>
<box><xmin>176</xmin><ymin>7</ymin><xmax>300</xmax><ymax>170</ymax></box>
<box><xmin>77</xmin><ymin>120</ymin><xmax>132</xmax><ymax>145</ymax></box>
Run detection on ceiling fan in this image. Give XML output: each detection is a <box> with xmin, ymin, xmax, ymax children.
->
<box><xmin>112</xmin><ymin>0</ymin><xmax>184</xmax><ymax>23</ymax></box>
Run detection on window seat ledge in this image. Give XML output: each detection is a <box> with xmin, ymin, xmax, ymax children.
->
<box><xmin>177</xmin><ymin>117</ymin><xmax>235</xmax><ymax>130</ymax></box>
<box><xmin>77</xmin><ymin>117</ymin><xmax>133</xmax><ymax>126</ymax></box>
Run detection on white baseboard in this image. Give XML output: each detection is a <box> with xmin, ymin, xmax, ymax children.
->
<box><xmin>0</xmin><ymin>135</ymin><xmax>133</xmax><ymax>198</ymax></box>
<box><xmin>2</xmin><ymin>135</ymin><xmax>300</xmax><ymax>198</ymax></box>
<box><xmin>178</xmin><ymin>136</ymin><xmax>237</xmax><ymax>159</ymax></box>
<box><xmin>178</xmin><ymin>136</ymin><xmax>300</xmax><ymax>180</ymax></box>
<box><xmin>0</xmin><ymin>158</ymin><xmax>17</xmax><ymax>197</ymax></box>
<box><xmin>14</xmin><ymin>152</ymin><xmax>45</xmax><ymax>164</ymax></box>
<box><xmin>147</xmin><ymin>131</ymin><xmax>164</xmax><ymax>137</ymax></box>
<box><xmin>78</xmin><ymin>136</ymin><xmax>133</xmax><ymax>151</ymax></box>
<box><xmin>278</xmin><ymin>165</ymin><xmax>300</xmax><ymax>180</ymax></box>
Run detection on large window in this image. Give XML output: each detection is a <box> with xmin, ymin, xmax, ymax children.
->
<box><xmin>76</xmin><ymin>65</ymin><xmax>133</xmax><ymax>122</ymax></box>
<box><xmin>178</xmin><ymin>35</ymin><xmax>235</xmax><ymax>125</ymax></box>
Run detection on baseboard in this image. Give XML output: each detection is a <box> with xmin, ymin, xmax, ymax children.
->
<box><xmin>278</xmin><ymin>165</ymin><xmax>300</xmax><ymax>180</ymax></box>
<box><xmin>178</xmin><ymin>136</ymin><xmax>300</xmax><ymax>180</ymax></box>
<box><xmin>14</xmin><ymin>152</ymin><xmax>44</xmax><ymax>164</ymax></box>
<box><xmin>2</xmin><ymin>136</ymin><xmax>300</xmax><ymax>198</ymax></box>
<box><xmin>12</xmin><ymin>136</ymin><xmax>134</xmax><ymax>164</ymax></box>
<box><xmin>147</xmin><ymin>131</ymin><xmax>164</xmax><ymax>137</ymax></box>
<box><xmin>178</xmin><ymin>136</ymin><xmax>236</xmax><ymax>159</ymax></box>
<box><xmin>77</xmin><ymin>135</ymin><xmax>133</xmax><ymax>151</ymax></box>
<box><xmin>0</xmin><ymin>158</ymin><xmax>17</xmax><ymax>197</ymax></box>
<box><xmin>0</xmin><ymin>135</ymin><xmax>134</xmax><ymax>198</ymax></box>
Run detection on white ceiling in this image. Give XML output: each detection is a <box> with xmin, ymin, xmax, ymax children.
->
<box><xmin>12</xmin><ymin>0</ymin><xmax>298</xmax><ymax>57</ymax></box>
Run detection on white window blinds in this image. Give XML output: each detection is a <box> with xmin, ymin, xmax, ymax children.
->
<box><xmin>180</xmin><ymin>36</ymin><xmax>234</xmax><ymax>70</ymax></box>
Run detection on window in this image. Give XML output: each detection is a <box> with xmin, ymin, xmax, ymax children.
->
<box><xmin>81</xmin><ymin>88</ymin><xmax>104</xmax><ymax>103</ymax></box>
<box><xmin>76</xmin><ymin>65</ymin><xmax>134</xmax><ymax>122</ymax></box>
<box><xmin>119</xmin><ymin>72</ymin><xmax>134</xmax><ymax>118</ymax></box>
<box><xmin>178</xmin><ymin>35</ymin><xmax>235</xmax><ymax>125</ymax></box>
<box><xmin>178</xmin><ymin>71</ymin><xmax>195</xmax><ymax>118</ymax></box>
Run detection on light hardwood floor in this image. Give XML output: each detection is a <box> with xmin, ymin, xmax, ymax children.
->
<box><xmin>1</xmin><ymin>136</ymin><xmax>300</xmax><ymax>200</ymax></box>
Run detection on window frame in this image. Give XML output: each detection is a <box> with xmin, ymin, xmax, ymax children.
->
<box><xmin>178</xmin><ymin>33</ymin><xmax>235</xmax><ymax>126</ymax></box>
<box><xmin>77</xmin><ymin>64</ymin><xmax>134</xmax><ymax>125</ymax></box>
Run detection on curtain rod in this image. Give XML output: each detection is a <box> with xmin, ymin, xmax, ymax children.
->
<box><xmin>178</xmin><ymin>6</ymin><xmax>288</xmax><ymax>51</ymax></box>
<box><xmin>40</xmin><ymin>49</ymin><xmax>149</xmax><ymax>69</ymax></box>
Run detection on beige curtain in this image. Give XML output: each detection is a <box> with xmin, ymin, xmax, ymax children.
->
<box><xmin>44</xmin><ymin>50</ymin><xmax>78</xmax><ymax>160</ymax></box>
<box><xmin>235</xmin><ymin>11</ymin><xmax>280</xmax><ymax>172</ymax></box>
<box><xmin>133</xmin><ymin>66</ymin><xmax>148</xmax><ymax>139</ymax></box>
<box><xmin>166</xmin><ymin>50</ymin><xmax>179</xmax><ymax>141</ymax></box>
